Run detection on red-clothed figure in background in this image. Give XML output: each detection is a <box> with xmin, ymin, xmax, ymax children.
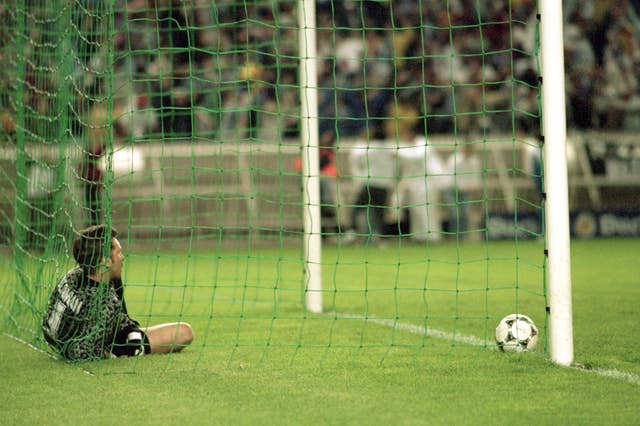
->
<box><xmin>79</xmin><ymin>141</ymin><xmax>104</xmax><ymax>226</ymax></box>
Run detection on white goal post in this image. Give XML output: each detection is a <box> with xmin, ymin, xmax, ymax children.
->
<box><xmin>299</xmin><ymin>0</ymin><xmax>323</xmax><ymax>314</ymax></box>
<box><xmin>540</xmin><ymin>0</ymin><xmax>574</xmax><ymax>366</ymax></box>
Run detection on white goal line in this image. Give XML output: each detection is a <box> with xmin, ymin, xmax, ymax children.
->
<box><xmin>7</xmin><ymin>310</ymin><xmax>637</xmax><ymax>386</ymax></box>
<box><xmin>330</xmin><ymin>311</ymin><xmax>491</xmax><ymax>347</ymax></box>
<box><xmin>331</xmin><ymin>311</ymin><xmax>640</xmax><ymax>386</ymax></box>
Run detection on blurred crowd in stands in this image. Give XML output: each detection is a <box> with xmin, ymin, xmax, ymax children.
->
<box><xmin>2</xmin><ymin>0</ymin><xmax>640</xmax><ymax>144</ymax></box>
<box><xmin>2</xmin><ymin>0</ymin><xmax>639</xmax><ymax>241</ymax></box>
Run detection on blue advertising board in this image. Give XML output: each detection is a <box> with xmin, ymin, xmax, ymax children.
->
<box><xmin>485</xmin><ymin>211</ymin><xmax>640</xmax><ymax>239</ymax></box>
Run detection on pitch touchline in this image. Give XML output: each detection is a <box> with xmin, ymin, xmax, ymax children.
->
<box><xmin>333</xmin><ymin>311</ymin><xmax>640</xmax><ymax>386</ymax></box>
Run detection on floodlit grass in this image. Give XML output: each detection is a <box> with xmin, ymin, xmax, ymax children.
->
<box><xmin>1</xmin><ymin>238</ymin><xmax>639</xmax><ymax>425</ymax></box>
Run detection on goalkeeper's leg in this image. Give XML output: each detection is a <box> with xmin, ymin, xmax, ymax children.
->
<box><xmin>143</xmin><ymin>322</ymin><xmax>194</xmax><ymax>354</ymax></box>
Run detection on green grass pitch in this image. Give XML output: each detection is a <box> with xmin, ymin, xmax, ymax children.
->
<box><xmin>1</xmin><ymin>238</ymin><xmax>639</xmax><ymax>425</ymax></box>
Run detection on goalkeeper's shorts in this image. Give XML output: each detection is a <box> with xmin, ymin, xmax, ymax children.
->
<box><xmin>111</xmin><ymin>328</ymin><xmax>151</xmax><ymax>357</ymax></box>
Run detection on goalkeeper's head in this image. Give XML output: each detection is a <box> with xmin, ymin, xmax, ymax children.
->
<box><xmin>73</xmin><ymin>224</ymin><xmax>122</xmax><ymax>278</ymax></box>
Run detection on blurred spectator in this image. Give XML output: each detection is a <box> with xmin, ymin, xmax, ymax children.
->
<box><xmin>79</xmin><ymin>106</ymin><xmax>108</xmax><ymax>226</ymax></box>
<box><xmin>453</xmin><ymin>55</ymin><xmax>486</xmax><ymax>137</ymax></box>
<box><xmin>347</xmin><ymin>140</ymin><xmax>397</xmax><ymax>242</ymax></box>
<box><xmin>107</xmin><ymin>0</ymin><xmax>640</xmax><ymax>136</ymax></box>
<box><xmin>564</xmin><ymin>10</ymin><xmax>597</xmax><ymax>129</ymax></box>
<box><xmin>397</xmin><ymin>136</ymin><xmax>448</xmax><ymax>242</ymax></box>
<box><xmin>79</xmin><ymin>141</ymin><xmax>104</xmax><ymax>227</ymax></box>
<box><xmin>26</xmin><ymin>158</ymin><xmax>58</xmax><ymax>250</ymax></box>
<box><xmin>150</xmin><ymin>60</ymin><xmax>196</xmax><ymax>139</ymax></box>
<box><xmin>0</xmin><ymin>109</ymin><xmax>16</xmax><ymax>141</ymax></box>
<box><xmin>115</xmin><ymin>94</ymin><xmax>158</xmax><ymax>142</ymax></box>
<box><xmin>9</xmin><ymin>0</ymin><xmax>640</xmax><ymax>162</ymax></box>
<box><xmin>294</xmin><ymin>129</ymin><xmax>340</xmax><ymax>236</ymax></box>
<box><xmin>191</xmin><ymin>58</ymin><xmax>222</xmax><ymax>140</ymax></box>
<box><xmin>384</xmin><ymin>95</ymin><xmax>420</xmax><ymax>142</ymax></box>
<box><xmin>595</xmin><ymin>4</ymin><xmax>640</xmax><ymax>129</ymax></box>
<box><xmin>218</xmin><ymin>61</ymin><xmax>269</xmax><ymax>142</ymax></box>
<box><xmin>442</xmin><ymin>142</ymin><xmax>483</xmax><ymax>239</ymax></box>
<box><xmin>319</xmin><ymin>130</ymin><xmax>341</xmax><ymax>235</ymax></box>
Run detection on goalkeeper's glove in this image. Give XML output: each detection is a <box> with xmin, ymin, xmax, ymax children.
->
<box><xmin>125</xmin><ymin>331</ymin><xmax>145</xmax><ymax>357</ymax></box>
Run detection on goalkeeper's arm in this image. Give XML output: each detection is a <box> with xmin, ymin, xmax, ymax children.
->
<box><xmin>110</xmin><ymin>279</ymin><xmax>148</xmax><ymax>357</ymax></box>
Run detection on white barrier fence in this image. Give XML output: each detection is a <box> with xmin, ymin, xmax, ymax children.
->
<box><xmin>1</xmin><ymin>131</ymin><xmax>639</xmax><ymax>241</ymax></box>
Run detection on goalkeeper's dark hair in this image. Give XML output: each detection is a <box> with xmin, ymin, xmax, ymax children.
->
<box><xmin>72</xmin><ymin>224</ymin><xmax>119</xmax><ymax>274</ymax></box>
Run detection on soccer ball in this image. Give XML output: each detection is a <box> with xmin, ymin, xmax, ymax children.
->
<box><xmin>495</xmin><ymin>314</ymin><xmax>539</xmax><ymax>352</ymax></box>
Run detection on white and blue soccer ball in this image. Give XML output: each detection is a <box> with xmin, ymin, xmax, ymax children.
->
<box><xmin>495</xmin><ymin>314</ymin><xmax>539</xmax><ymax>352</ymax></box>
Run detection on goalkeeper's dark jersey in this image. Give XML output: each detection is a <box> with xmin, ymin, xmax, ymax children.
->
<box><xmin>42</xmin><ymin>267</ymin><xmax>140</xmax><ymax>361</ymax></box>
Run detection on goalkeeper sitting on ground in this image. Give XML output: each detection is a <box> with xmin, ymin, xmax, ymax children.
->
<box><xmin>42</xmin><ymin>225</ymin><xmax>193</xmax><ymax>361</ymax></box>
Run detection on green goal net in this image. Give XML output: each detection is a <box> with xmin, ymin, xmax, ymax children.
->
<box><xmin>1</xmin><ymin>0</ymin><xmax>547</xmax><ymax>372</ymax></box>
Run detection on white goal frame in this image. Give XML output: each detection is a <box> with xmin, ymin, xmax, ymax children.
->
<box><xmin>539</xmin><ymin>0</ymin><xmax>574</xmax><ymax>366</ymax></box>
<box><xmin>298</xmin><ymin>0</ymin><xmax>575</xmax><ymax>365</ymax></box>
<box><xmin>298</xmin><ymin>0</ymin><xmax>323</xmax><ymax>314</ymax></box>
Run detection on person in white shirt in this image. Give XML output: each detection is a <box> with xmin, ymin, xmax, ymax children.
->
<box><xmin>397</xmin><ymin>136</ymin><xmax>449</xmax><ymax>242</ymax></box>
<box><xmin>347</xmin><ymin>140</ymin><xmax>397</xmax><ymax>241</ymax></box>
<box><xmin>442</xmin><ymin>143</ymin><xmax>483</xmax><ymax>239</ymax></box>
